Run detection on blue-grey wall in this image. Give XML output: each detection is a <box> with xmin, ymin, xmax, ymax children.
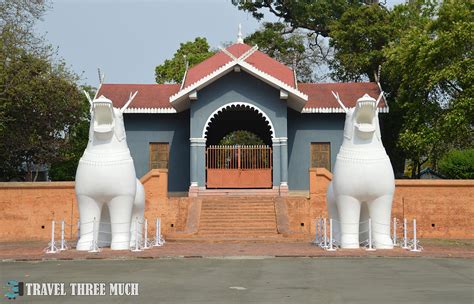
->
<box><xmin>122</xmin><ymin>72</ymin><xmax>347</xmax><ymax>192</ymax></box>
<box><xmin>124</xmin><ymin>112</ymin><xmax>190</xmax><ymax>192</ymax></box>
<box><xmin>287</xmin><ymin>109</ymin><xmax>345</xmax><ymax>190</ymax></box>
<box><xmin>190</xmin><ymin>72</ymin><xmax>287</xmax><ymax>138</ymax></box>
<box><xmin>190</xmin><ymin>71</ymin><xmax>287</xmax><ymax>187</ymax></box>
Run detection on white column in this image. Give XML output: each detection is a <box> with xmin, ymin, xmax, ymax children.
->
<box><xmin>272</xmin><ymin>138</ymin><xmax>281</xmax><ymax>189</ymax></box>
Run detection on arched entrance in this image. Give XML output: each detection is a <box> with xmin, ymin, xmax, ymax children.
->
<box><xmin>203</xmin><ymin>103</ymin><xmax>274</xmax><ymax>189</ymax></box>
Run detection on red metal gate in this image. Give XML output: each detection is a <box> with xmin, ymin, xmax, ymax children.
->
<box><xmin>206</xmin><ymin>145</ymin><xmax>272</xmax><ymax>188</ymax></box>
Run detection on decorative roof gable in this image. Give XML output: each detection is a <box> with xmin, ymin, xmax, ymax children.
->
<box><xmin>170</xmin><ymin>42</ymin><xmax>307</xmax><ymax>112</ymax></box>
<box><xmin>183</xmin><ymin>43</ymin><xmax>296</xmax><ymax>89</ymax></box>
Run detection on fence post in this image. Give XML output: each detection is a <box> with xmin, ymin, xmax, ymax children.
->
<box><xmin>410</xmin><ymin>218</ymin><xmax>421</xmax><ymax>252</ymax></box>
<box><xmin>46</xmin><ymin>220</ymin><xmax>58</xmax><ymax>254</ymax></box>
<box><xmin>366</xmin><ymin>218</ymin><xmax>376</xmax><ymax>251</ymax></box>
<box><xmin>402</xmin><ymin>218</ymin><xmax>409</xmax><ymax>249</ymax></box>
<box><xmin>323</xmin><ymin>218</ymin><xmax>327</xmax><ymax>249</ymax></box>
<box><xmin>88</xmin><ymin>217</ymin><xmax>100</xmax><ymax>253</ymax></box>
<box><xmin>392</xmin><ymin>217</ymin><xmax>397</xmax><ymax>246</ymax></box>
<box><xmin>326</xmin><ymin>218</ymin><xmax>337</xmax><ymax>251</ymax></box>
<box><xmin>154</xmin><ymin>218</ymin><xmax>165</xmax><ymax>247</ymax></box>
<box><xmin>131</xmin><ymin>217</ymin><xmax>141</xmax><ymax>252</ymax></box>
<box><xmin>60</xmin><ymin>220</ymin><xmax>66</xmax><ymax>251</ymax></box>
<box><xmin>143</xmin><ymin>219</ymin><xmax>150</xmax><ymax>249</ymax></box>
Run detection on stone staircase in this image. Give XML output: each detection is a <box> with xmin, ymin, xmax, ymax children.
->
<box><xmin>195</xmin><ymin>197</ymin><xmax>282</xmax><ymax>241</ymax></box>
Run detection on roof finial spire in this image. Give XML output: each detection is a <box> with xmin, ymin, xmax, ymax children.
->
<box><xmin>237</xmin><ymin>24</ymin><xmax>243</xmax><ymax>44</ymax></box>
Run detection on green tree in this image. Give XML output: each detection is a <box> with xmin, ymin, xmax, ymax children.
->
<box><xmin>385</xmin><ymin>0</ymin><xmax>473</xmax><ymax>177</ymax></box>
<box><xmin>155</xmin><ymin>37</ymin><xmax>216</xmax><ymax>84</ymax></box>
<box><xmin>328</xmin><ymin>4</ymin><xmax>393</xmax><ymax>82</ymax></box>
<box><xmin>438</xmin><ymin>149</ymin><xmax>474</xmax><ymax>179</ymax></box>
<box><xmin>219</xmin><ymin>130</ymin><xmax>265</xmax><ymax>146</ymax></box>
<box><xmin>49</xmin><ymin>86</ymin><xmax>93</xmax><ymax>181</ymax></box>
<box><xmin>327</xmin><ymin>1</ymin><xmax>435</xmax><ymax>175</ymax></box>
<box><xmin>0</xmin><ymin>0</ymin><xmax>86</xmax><ymax>181</ymax></box>
<box><xmin>234</xmin><ymin>0</ymin><xmax>371</xmax><ymax>38</ymax></box>
<box><xmin>245</xmin><ymin>22</ymin><xmax>325</xmax><ymax>82</ymax></box>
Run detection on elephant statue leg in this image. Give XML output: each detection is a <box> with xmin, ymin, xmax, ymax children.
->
<box><xmin>326</xmin><ymin>183</ymin><xmax>341</xmax><ymax>244</ymax></box>
<box><xmin>107</xmin><ymin>195</ymin><xmax>134</xmax><ymax>250</ymax></box>
<box><xmin>98</xmin><ymin>204</ymin><xmax>111</xmax><ymax>247</ymax></box>
<box><xmin>129</xmin><ymin>180</ymin><xmax>145</xmax><ymax>247</ymax></box>
<box><xmin>336</xmin><ymin>195</ymin><xmax>362</xmax><ymax>248</ymax></box>
<box><xmin>367</xmin><ymin>194</ymin><xmax>394</xmax><ymax>249</ymax></box>
<box><xmin>76</xmin><ymin>195</ymin><xmax>103</xmax><ymax>251</ymax></box>
<box><xmin>359</xmin><ymin>202</ymin><xmax>370</xmax><ymax>244</ymax></box>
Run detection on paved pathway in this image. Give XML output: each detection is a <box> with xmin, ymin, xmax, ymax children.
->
<box><xmin>1</xmin><ymin>257</ymin><xmax>473</xmax><ymax>303</ymax></box>
<box><xmin>1</xmin><ymin>240</ymin><xmax>473</xmax><ymax>261</ymax></box>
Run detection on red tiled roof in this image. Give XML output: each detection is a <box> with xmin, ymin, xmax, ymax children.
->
<box><xmin>97</xmin><ymin>83</ymin><xmax>180</xmax><ymax>109</ymax></box>
<box><xmin>298</xmin><ymin>82</ymin><xmax>386</xmax><ymax>109</ymax></box>
<box><xmin>245</xmin><ymin>48</ymin><xmax>295</xmax><ymax>88</ymax></box>
<box><xmin>183</xmin><ymin>43</ymin><xmax>295</xmax><ymax>89</ymax></box>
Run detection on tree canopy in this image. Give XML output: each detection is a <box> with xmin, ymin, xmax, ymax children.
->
<box><xmin>0</xmin><ymin>0</ymin><xmax>88</xmax><ymax>181</ymax></box>
<box><xmin>244</xmin><ymin>22</ymin><xmax>325</xmax><ymax>82</ymax></box>
<box><xmin>384</xmin><ymin>0</ymin><xmax>473</xmax><ymax>177</ymax></box>
<box><xmin>438</xmin><ymin>149</ymin><xmax>474</xmax><ymax>179</ymax></box>
<box><xmin>155</xmin><ymin>37</ymin><xmax>216</xmax><ymax>84</ymax></box>
<box><xmin>219</xmin><ymin>130</ymin><xmax>265</xmax><ymax>146</ymax></box>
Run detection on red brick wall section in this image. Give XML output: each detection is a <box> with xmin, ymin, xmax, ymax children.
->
<box><xmin>0</xmin><ymin>182</ymin><xmax>77</xmax><ymax>242</ymax></box>
<box><xmin>0</xmin><ymin>168</ymin><xmax>472</xmax><ymax>241</ymax></box>
<box><xmin>308</xmin><ymin>168</ymin><xmax>474</xmax><ymax>239</ymax></box>
<box><xmin>0</xmin><ymin>169</ymin><xmax>169</xmax><ymax>242</ymax></box>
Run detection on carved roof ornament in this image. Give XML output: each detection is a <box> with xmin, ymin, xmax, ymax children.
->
<box><xmin>237</xmin><ymin>24</ymin><xmax>244</xmax><ymax>44</ymax></box>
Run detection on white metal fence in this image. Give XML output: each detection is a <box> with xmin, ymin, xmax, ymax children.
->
<box><xmin>312</xmin><ymin>217</ymin><xmax>423</xmax><ymax>252</ymax></box>
<box><xmin>44</xmin><ymin>217</ymin><xmax>165</xmax><ymax>254</ymax></box>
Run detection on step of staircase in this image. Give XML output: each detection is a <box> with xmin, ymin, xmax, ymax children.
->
<box><xmin>194</xmin><ymin>198</ymin><xmax>280</xmax><ymax>241</ymax></box>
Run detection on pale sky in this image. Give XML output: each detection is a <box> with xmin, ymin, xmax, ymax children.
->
<box><xmin>36</xmin><ymin>0</ymin><xmax>406</xmax><ymax>87</ymax></box>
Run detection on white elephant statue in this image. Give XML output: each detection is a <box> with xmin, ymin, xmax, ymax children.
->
<box><xmin>75</xmin><ymin>92</ymin><xmax>145</xmax><ymax>251</ymax></box>
<box><xmin>327</xmin><ymin>92</ymin><xmax>395</xmax><ymax>249</ymax></box>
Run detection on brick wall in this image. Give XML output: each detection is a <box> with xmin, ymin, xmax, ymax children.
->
<box><xmin>0</xmin><ymin>169</ymin><xmax>170</xmax><ymax>242</ymax></box>
<box><xmin>0</xmin><ymin>168</ymin><xmax>472</xmax><ymax>241</ymax></box>
<box><xmin>308</xmin><ymin>168</ymin><xmax>474</xmax><ymax>239</ymax></box>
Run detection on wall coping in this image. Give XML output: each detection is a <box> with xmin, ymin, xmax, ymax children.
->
<box><xmin>140</xmin><ymin>169</ymin><xmax>167</xmax><ymax>184</ymax></box>
<box><xmin>309</xmin><ymin>167</ymin><xmax>474</xmax><ymax>187</ymax></box>
<box><xmin>395</xmin><ymin>179</ymin><xmax>474</xmax><ymax>187</ymax></box>
<box><xmin>0</xmin><ymin>169</ymin><xmax>169</xmax><ymax>189</ymax></box>
<box><xmin>0</xmin><ymin>181</ymin><xmax>75</xmax><ymax>189</ymax></box>
<box><xmin>1</xmin><ymin>168</ymin><xmax>471</xmax><ymax>189</ymax></box>
<box><xmin>309</xmin><ymin>168</ymin><xmax>333</xmax><ymax>180</ymax></box>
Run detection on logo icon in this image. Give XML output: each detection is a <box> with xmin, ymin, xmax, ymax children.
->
<box><xmin>4</xmin><ymin>280</ymin><xmax>23</xmax><ymax>300</ymax></box>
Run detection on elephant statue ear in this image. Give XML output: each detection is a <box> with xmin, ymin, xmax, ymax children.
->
<box><xmin>343</xmin><ymin>110</ymin><xmax>354</xmax><ymax>140</ymax></box>
<box><xmin>113</xmin><ymin>91</ymin><xmax>137</xmax><ymax>142</ymax></box>
<box><xmin>375</xmin><ymin>113</ymin><xmax>382</xmax><ymax>142</ymax></box>
<box><xmin>332</xmin><ymin>91</ymin><xmax>352</xmax><ymax>140</ymax></box>
<box><xmin>114</xmin><ymin>108</ymin><xmax>127</xmax><ymax>142</ymax></box>
<box><xmin>374</xmin><ymin>91</ymin><xmax>384</xmax><ymax>141</ymax></box>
